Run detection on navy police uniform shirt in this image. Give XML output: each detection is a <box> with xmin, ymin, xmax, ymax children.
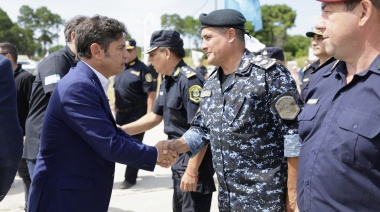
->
<box><xmin>153</xmin><ymin>59</ymin><xmax>215</xmax><ymax>192</ymax></box>
<box><xmin>114</xmin><ymin>58</ymin><xmax>157</xmax><ymax>125</ymax></box>
<box><xmin>114</xmin><ymin>58</ymin><xmax>157</xmax><ymax>110</ymax></box>
<box><xmin>153</xmin><ymin>60</ymin><xmax>203</xmax><ymax>139</ymax></box>
<box><xmin>300</xmin><ymin>57</ymin><xmax>336</xmax><ymax>103</ymax></box>
<box><xmin>298</xmin><ymin>54</ymin><xmax>380</xmax><ymax>211</ymax></box>
<box><xmin>24</xmin><ymin>46</ymin><xmax>76</xmax><ymax>160</ymax></box>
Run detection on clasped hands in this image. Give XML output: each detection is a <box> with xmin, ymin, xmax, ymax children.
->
<box><xmin>155</xmin><ymin>140</ymin><xmax>178</xmax><ymax>168</ymax></box>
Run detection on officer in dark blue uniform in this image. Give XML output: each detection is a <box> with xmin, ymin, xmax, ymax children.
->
<box><xmin>113</xmin><ymin>39</ymin><xmax>157</xmax><ymax>189</ymax></box>
<box><xmin>297</xmin><ymin>0</ymin><xmax>380</xmax><ymax>211</ymax></box>
<box><xmin>120</xmin><ymin>30</ymin><xmax>215</xmax><ymax>212</ymax></box>
<box><xmin>24</xmin><ymin>16</ymin><xmax>88</xmax><ymax>177</ymax></box>
<box><xmin>299</xmin><ymin>28</ymin><xmax>335</xmax><ymax>102</ymax></box>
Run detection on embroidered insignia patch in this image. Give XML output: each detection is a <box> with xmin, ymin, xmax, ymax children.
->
<box><xmin>189</xmin><ymin>85</ymin><xmax>202</xmax><ymax>103</ymax></box>
<box><xmin>145</xmin><ymin>73</ymin><xmax>153</xmax><ymax>82</ymax></box>
<box><xmin>274</xmin><ymin>95</ymin><xmax>300</xmax><ymax>120</ymax></box>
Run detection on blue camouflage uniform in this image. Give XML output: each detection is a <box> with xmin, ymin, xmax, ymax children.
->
<box><xmin>182</xmin><ymin>50</ymin><xmax>303</xmax><ymax>211</ymax></box>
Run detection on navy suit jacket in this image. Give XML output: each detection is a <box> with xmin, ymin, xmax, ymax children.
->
<box><xmin>0</xmin><ymin>55</ymin><xmax>23</xmax><ymax>202</ymax></box>
<box><xmin>28</xmin><ymin>62</ymin><xmax>158</xmax><ymax>212</ymax></box>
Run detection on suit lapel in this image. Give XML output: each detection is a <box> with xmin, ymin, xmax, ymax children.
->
<box><xmin>76</xmin><ymin>62</ymin><xmax>116</xmax><ymax>126</ymax></box>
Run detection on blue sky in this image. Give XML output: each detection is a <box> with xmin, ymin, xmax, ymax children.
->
<box><xmin>0</xmin><ymin>0</ymin><xmax>322</xmax><ymax>49</ymax></box>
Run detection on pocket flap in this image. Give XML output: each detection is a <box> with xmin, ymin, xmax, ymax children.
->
<box><xmin>338</xmin><ymin>110</ymin><xmax>380</xmax><ymax>139</ymax></box>
<box><xmin>298</xmin><ymin>104</ymin><xmax>320</xmax><ymax>121</ymax></box>
<box><xmin>167</xmin><ymin>97</ymin><xmax>182</xmax><ymax>109</ymax></box>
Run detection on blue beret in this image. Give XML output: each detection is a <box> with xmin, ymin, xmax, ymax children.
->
<box><xmin>199</xmin><ymin>9</ymin><xmax>246</xmax><ymax>31</ymax></box>
<box><xmin>144</xmin><ymin>30</ymin><xmax>184</xmax><ymax>54</ymax></box>
<box><xmin>261</xmin><ymin>47</ymin><xmax>285</xmax><ymax>61</ymax></box>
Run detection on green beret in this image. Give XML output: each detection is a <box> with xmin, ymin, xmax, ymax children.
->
<box><xmin>199</xmin><ymin>9</ymin><xmax>246</xmax><ymax>31</ymax></box>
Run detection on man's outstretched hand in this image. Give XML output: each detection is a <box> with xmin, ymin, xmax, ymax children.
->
<box><xmin>155</xmin><ymin>140</ymin><xmax>178</xmax><ymax>168</ymax></box>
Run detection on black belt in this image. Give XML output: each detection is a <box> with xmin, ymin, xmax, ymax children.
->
<box><xmin>116</xmin><ymin>104</ymin><xmax>146</xmax><ymax>113</ymax></box>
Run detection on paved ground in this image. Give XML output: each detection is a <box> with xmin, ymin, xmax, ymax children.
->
<box><xmin>0</xmin><ymin>122</ymin><xmax>219</xmax><ymax>212</ymax></box>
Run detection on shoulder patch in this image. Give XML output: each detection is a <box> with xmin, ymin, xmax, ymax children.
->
<box><xmin>252</xmin><ymin>55</ymin><xmax>276</xmax><ymax>70</ymax></box>
<box><xmin>189</xmin><ymin>85</ymin><xmax>202</xmax><ymax>103</ymax></box>
<box><xmin>145</xmin><ymin>73</ymin><xmax>153</xmax><ymax>82</ymax></box>
<box><xmin>273</xmin><ymin>95</ymin><xmax>300</xmax><ymax>120</ymax></box>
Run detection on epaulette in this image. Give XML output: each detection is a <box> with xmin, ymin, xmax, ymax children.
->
<box><xmin>251</xmin><ymin>55</ymin><xmax>276</xmax><ymax>70</ymax></box>
<box><xmin>180</xmin><ymin>66</ymin><xmax>197</xmax><ymax>78</ymax></box>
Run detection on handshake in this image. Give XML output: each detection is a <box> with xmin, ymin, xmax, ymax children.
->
<box><xmin>154</xmin><ymin>139</ymin><xmax>189</xmax><ymax>168</ymax></box>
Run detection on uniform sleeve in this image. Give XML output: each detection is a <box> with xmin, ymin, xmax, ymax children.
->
<box><xmin>182</xmin><ymin>76</ymin><xmax>203</xmax><ymax>123</ymax></box>
<box><xmin>141</xmin><ymin>64</ymin><xmax>157</xmax><ymax>93</ymax></box>
<box><xmin>267</xmin><ymin>64</ymin><xmax>303</xmax><ymax>157</ymax></box>
<box><xmin>23</xmin><ymin>73</ymin><xmax>36</xmax><ymax>103</ymax></box>
<box><xmin>182</xmin><ymin>111</ymin><xmax>210</xmax><ymax>156</ymax></box>
<box><xmin>39</xmin><ymin>54</ymin><xmax>72</xmax><ymax>94</ymax></box>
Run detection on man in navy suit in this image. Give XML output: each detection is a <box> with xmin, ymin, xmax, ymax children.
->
<box><xmin>27</xmin><ymin>15</ymin><xmax>177</xmax><ymax>212</ymax></box>
<box><xmin>0</xmin><ymin>54</ymin><xmax>23</xmax><ymax>202</ymax></box>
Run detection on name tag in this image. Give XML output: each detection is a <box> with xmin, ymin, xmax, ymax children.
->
<box><xmin>159</xmin><ymin>91</ymin><xmax>164</xmax><ymax>96</ymax></box>
<box><xmin>306</xmin><ymin>98</ymin><xmax>319</xmax><ymax>105</ymax></box>
<box><xmin>131</xmin><ymin>70</ymin><xmax>140</xmax><ymax>76</ymax></box>
<box><xmin>45</xmin><ymin>74</ymin><xmax>61</xmax><ymax>85</ymax></box>
<box><xmin>303</xmin><ymin>78</ymin><xmax>309</xmax><ymax>82</ymax></box>
<box><xmin>200</xmin><ymin>90</ymin><xmax>211</xmax><ymax>97</ymax></box>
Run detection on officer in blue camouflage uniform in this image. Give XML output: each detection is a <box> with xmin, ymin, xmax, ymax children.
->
<box><xmin>165</xmin><ymin>9</ymin><xmax>303</xmax><ymax>211</ymax></box>
<box><xmin>121</xmin><ymin>30</ymin><xmax>215</xmax><ymax>212</ymax></box>
<box><xmin>113</xmin><ymin>39</ymin><xmax>157</xmax><ymax>189</ymax></box>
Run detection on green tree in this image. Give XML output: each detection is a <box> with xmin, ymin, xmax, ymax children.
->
<box><xmin>161</xmin><ymin>14</ymin><xmax>202</xmax><ymax>50</ymax></box>
<box><xmin>284</xmin><ymin>35</ymin><xmax>310</xmax><ymax>58</ymax></box>
<box><xmin>254</xmin><ymin>4</ymin><xmax>296</xmax><ymax>48</ymax></box>
<box><xmin>18</xmin><ymin>5</ymin><xmax>63</xmax><ymax>54</ymax></box>
<box><xmin>0</xmin><ymin>7</ymin><xmax>37</xmax><ymax>57</ymax></box>
<box><xmin>161</xmin><ymin>14</ymin><xmax>184</xmax><ymax>34</ymax></box>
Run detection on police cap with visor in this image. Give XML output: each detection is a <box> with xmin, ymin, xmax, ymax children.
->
<box><xmin>143</xmin><ymin>30</ymin><xmax>183</xmax><ymax>54</ymax></box>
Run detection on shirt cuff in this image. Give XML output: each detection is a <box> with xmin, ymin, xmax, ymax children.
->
<box><xmin>284</xmin><ymin>134</ymin><xmax>301</xmax><ymax>157</ymax></box>
<box><xmin>155</xmin><ymin>147</ymin><xmax>159</xmax><ymax>161</ymax></box>
<box><xmin>182</xmin><ymin>130</ymin><xmax>205</xmax><ymax>157</ymax></box>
